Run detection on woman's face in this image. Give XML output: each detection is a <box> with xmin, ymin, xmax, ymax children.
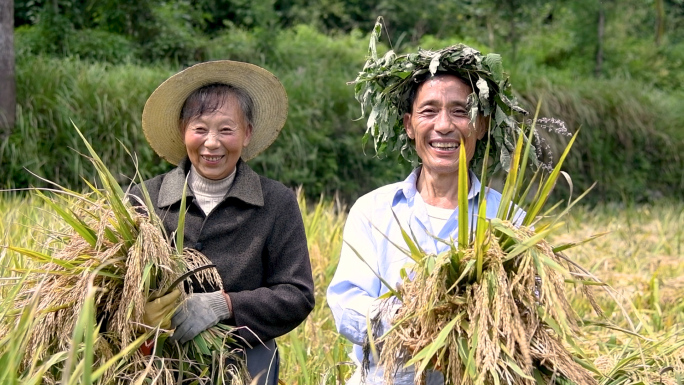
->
<box><xmin>182</xmin><ymin>94</ymin><xmax>252</xmax><ymax>180</ymax></box>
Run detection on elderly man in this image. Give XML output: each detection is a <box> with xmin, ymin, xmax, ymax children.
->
<box><xmin>327</xmin><ymin>41</ymin><xmax>530</xmax><ymax>385</ymax></box>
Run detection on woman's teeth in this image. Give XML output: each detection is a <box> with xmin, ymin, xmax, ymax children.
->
<box><xmin>202</xmin><ymin>155</ymin><xmax>223</xmax><ymax>161</ymax></box>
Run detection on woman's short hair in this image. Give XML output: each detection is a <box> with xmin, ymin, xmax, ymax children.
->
<box><xmin>179</xmin><ymin>83</ymin><xmax>255</xmax><ymax>131</ymax></box>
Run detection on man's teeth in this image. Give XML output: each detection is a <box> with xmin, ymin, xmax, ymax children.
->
<box><xmin>203</xmin><ymin>155</ymin><xmax>223</xmax><ymax>161</ymax></box>
<box><xmin>431</xmin><ymin>142</ymin><xmax>458</xmax><ymax>149</ymax></box>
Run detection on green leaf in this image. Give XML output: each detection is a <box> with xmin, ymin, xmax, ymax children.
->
<box><xmin>176</xmin><ymin>176</ymin><xmax>190</xmax><ymax>254</ymax></box>
<box><xmin>193</xmin><ymin>334</ymin><xmax>211</xmax><ymax>356</ymax></box>
<box><xmin>458</xmin><ymin>140</ymin><xmax>469</xmax><ymax>251</ymax></box>
<box><xmin>523</xmin><ymin>129</ymin><xmax>580</xmax><ymax>226</ymax></box>
<box><xmin>343</xmin><ymin>240</ymin><xmax>401</xmax><ymax>299</ymax></box>
<box><xmin>391</xmin><ymin>210</ymin><xmax>422</xmax><ymax>264</ymax></box>
<box><xmin>36</xmin><ymin>191</ymin><xmax>97</xmax><ymax>248</ymax></box>
<box><xmin>483</xmin><ymin>54</ymin><xmax>504</xmax><ymax>82</ymax></box>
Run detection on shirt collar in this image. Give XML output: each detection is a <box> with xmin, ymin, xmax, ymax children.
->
<box><xmin>394</xmin><ymin>167</ymin><xmax>482</xmax><ymax>205</ymax></box>
<box><xmin>158</xmin><ymin>158</ymin><xmax>264</xmax><ymax>208</ymax></box>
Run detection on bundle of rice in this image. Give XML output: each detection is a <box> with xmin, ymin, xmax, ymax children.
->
<box><xmin>0</xmin><ymin>128</ymin><xmax>247</xmax><ymax>384</ymax></box>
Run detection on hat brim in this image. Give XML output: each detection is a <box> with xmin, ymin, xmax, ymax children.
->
<box><xmin>142</xmin><ymin>60</ymin><xmax>288</xmax><ymax>165</ymax></box>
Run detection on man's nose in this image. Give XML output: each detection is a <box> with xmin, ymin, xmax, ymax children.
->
<box><xmin>434</xmin><ymin>110</ymin><xmax>455</xmax><ymax>133</ymax></box>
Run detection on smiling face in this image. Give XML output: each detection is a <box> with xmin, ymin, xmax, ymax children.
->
<box><xmin>403</xmin><ymin>74</ymin><xmax>485</xmax><ymax>179</ymax></box>
<box><xmin>182</xmin><ymin>94</ymin><xmax>252</xmax><ymax>180</ymax></box>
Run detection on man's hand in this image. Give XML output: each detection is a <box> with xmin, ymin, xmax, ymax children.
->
<box><xmin>143</xmin><ymin>289</ymin><xmax>181</xmax><ymax>329</ymax></box>
<box><xmin>170</xmin><ymin>291</ymin><xmax>232</xmax><ymax>344</ymax></box>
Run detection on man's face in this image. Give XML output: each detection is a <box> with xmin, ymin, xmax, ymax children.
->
<box><xmin>403</xmin><ymin>74</ymin><xmax>485</xmax><ymax>177</ymax></box>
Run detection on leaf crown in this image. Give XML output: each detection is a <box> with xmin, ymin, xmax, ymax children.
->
<box><xmin>351</xmin><ymin>20</ymin><xmax>536</xmax><ymax>174</ymax></box>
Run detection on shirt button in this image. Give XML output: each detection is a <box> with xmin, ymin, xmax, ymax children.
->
<box><xmin>195</xmin><ymin>242</ymin><xmax>203</xmax><ymax>251</ymax></box>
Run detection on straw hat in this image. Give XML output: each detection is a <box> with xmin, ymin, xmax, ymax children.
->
<box><xmin>142</xmin><ymin>60</ymin><xmax>288</xmax><ymax>165</ymax></box>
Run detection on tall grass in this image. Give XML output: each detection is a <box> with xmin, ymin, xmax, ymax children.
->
<box><xmin>2</xmin><ymin>56</ymin><xmax>174</xmax><ymax>189</ymax></box>
<box><xmin>515</xmin><ymin>74</ymin><xmax>684</xmax><ymax>203</ymax></box>
<box><xmin>4</xmin><ymin>28</ymin><xmax>683</xmax><ymax>203</ymax></box>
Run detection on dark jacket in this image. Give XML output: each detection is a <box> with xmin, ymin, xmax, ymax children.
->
<box><xmin>130</xmin><ymin>158</ymin><xmax>315</xmax><ymax>346</ymax></box>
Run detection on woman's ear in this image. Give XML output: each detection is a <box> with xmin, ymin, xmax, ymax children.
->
<box><xmin>179</xmin><ymin>124</ymin><xmax>187</xmax><ymax>143</ymax></box>
<box><xmin>243</xmin><ymin>124</ymin><xmax>253</xmax><ymax>147</ymax></box>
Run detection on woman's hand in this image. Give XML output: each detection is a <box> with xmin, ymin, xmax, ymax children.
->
<box><xmin>170</xmin><ymin>291</ymin><xmax>232</xmax><ymax>344</ymax></box>
<box><xmin>143</xmin><ymin>289</ymin><xmax>181</xmax><ymax>329</ymax></box>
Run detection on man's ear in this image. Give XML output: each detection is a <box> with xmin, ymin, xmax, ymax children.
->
<box><xmin>476</xmin><ymin>115</ymin><xmax>489</xmax><ymax>140</ymax></box>
<box><xmin>403</xmin><ymin>113</ymin><xmax>414</xmax><ymax>139</ymax></box>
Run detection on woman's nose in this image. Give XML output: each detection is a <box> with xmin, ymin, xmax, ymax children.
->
<box><xmin>204</xmin><ymin>132</ymin><xmax>220</xmax><ymax>148</ymax></box>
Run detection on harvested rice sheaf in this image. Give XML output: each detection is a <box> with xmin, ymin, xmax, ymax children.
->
<box><xmin>372</xmin><ymin>223</ymin><xmax>602</xmax><ymax>385</ymax></box>
<box><xmin>0</xmin><ymin>130</ymin><xmax>248</xmax><ymax>384</ymax></box>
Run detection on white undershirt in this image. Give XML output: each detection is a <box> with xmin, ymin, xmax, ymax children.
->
<box><xmin>188</xmin><ymin>166</ymin><xmax>236</xmax><ymax>215</ymax></box>
<box><xmin>414</xmin><ymin>193</ymin><xmax>455</xmax><ymax>234</ymax></box>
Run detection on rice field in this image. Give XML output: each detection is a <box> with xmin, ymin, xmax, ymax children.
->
<box><xmin>1</xmin><ymin>192</ymin><xmax>683</xmax><ymax>384</ymax></box>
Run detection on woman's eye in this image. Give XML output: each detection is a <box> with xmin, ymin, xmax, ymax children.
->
<box><xmin>193</xmin><ymin>127</ymin><xmax>208</xmax><ymax>134</ymax></box>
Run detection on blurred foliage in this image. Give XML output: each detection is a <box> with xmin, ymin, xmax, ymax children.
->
<box><xmin>5</xmin><ymin>0</ymin><xmax>684</xmax><ymax>203</ymax></box>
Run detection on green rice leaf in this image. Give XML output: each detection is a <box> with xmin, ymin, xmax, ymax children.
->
<box><xmin>72</xmin><ymin>123</ymin><xmax>137</xmax><ymax>246</ymax></box>
<box><xmin>176</xmin><ymin>177</ymin><xmax>190</xmax><ymax>254</ymax></box>
<box><xmin>391</xmin><ymin>210</ymin><xmax>422</xmax><ymax>263</ymax></box>
<box><xmin>7</xmin><ymin>246</ymin><xmax>77</xmax><ymax>270</ymax></box>
<box><xmin>81</xmin><ymin>284</ymin><xmax>97</xmax><ymax>384</ymax></box>
<box><xmin>502</xmin><ymin>223</ymin><xmax>563</xmax><ymax>261</ymax></box>
<box><xmin>553</xmin><ymin>231</ymin><xmax>609</xmax><ymax>253</ymax></box>
<box><xmin>505</xmin><ymin>357</ymin><xmax>535</xmax><ymax>380</ymax></box>
<box><xmin>343</xmin><ymin>240</ymin><xmax>400</xmax><ymax>299</ymax></box>
<box><xmin>458</xmin><ymin>140</ymin><xmax>469</xmax><ymax>251</ymax></box>
<box><xmin>523</xmin><ymin>129</ymin><xmax>580</xmax><ymax>226</ymax></box>
<box><xmin>463</xmin><ymin>323</ymin><xmax>479</xmax><ymax>379</ymax></box>
<box><xmin>474</xmin><ymin>199</ymin><xmax>488</xmax><ymax>280</ymax></box>
<box><xmin>91</xmin><ymin>332</ymin><xmax>153</xmax><ymax>381</ymax></box>
<box><xmin>496</xmin><ymin>125</ymin><xmax>524</xmax><ymax>221</ymax></box>
<box><xmin>36</xmin><ymin>191</ymin><xmax>97</xmax><ymax>248</ymax></box>
<box><xmin>193</xmin><ymin>334</ymin><xmax>211</xmax><ymax>356</ymax></box>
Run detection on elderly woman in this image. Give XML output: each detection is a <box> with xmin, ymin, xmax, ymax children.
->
<box><xmin>134</xmin><ymin>60</ymin><xmax>315</xmax><ymax>385</ymax></box>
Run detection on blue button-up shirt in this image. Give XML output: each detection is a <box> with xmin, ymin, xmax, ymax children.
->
<box><xmin>327</xmin><ymin>168</ymin><xmax>510</xmax><ymax>385</ymax></box>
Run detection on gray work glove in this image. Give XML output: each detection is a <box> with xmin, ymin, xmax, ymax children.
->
<box><xmin>170</xmin><ymin>291</ymin><xmax>232</xmax><ymax>344</ymax></box>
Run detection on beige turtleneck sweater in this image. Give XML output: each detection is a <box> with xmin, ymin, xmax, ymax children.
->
<box><xmin>187</xmin><ymin>165</ymin><xmax>236</xmax><ymax>215</ymax></box>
